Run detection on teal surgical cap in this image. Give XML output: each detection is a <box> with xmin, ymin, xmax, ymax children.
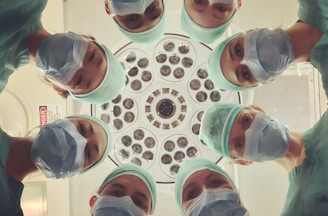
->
<box><xmin>114</xmin><ymin>9</ymin><xmax>166</xmax><ymax>44</ymax></box>
<box><xmin>66</xmin><ymin>114</ymin><xmax>112</xmax><ymax>172</ymax></box>
<box><xmin>70</xmin><ymin>42</ymin><xmax>126</xmax><ymax>104</ymax></box>
<box><xmin>98</xmin><ymin>163</ymin><xmax>157</xmax><ymax>214</ymax></box>
<box><xmin>208</xmin><ymin>33</ymin><xmax>253</xmax><ymax>91</ymax></box>
<box><xmin>175</xmin><ymin>158</ymin><xmax>236</xmax><ymax>216</ymax></box>
<box><xmin>199</xmin><ymin>103</ymin><xmax>246</xmax><ymax>158</ymax></box>
<box><xmin>180</xmin><ymin>1</ymin><xmax>236</xmax><ymax>44</ymax></box>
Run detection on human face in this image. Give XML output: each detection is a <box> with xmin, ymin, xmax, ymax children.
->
<box><xmin>69</xmin><ymin>118</ymin><xmax>108</xmax><ymax>170</ymax></box>
<box><xmin>113</xmin><ymin>0</ymin><xmax>164</xmax><ymax>33</ymax></box>
<box><xmin>228</xmin><ymin>107</ymin><xmax>257</xmax><ymax>159</ymax></box>
<box><xmin>99</xmin><ymin>174</ymin><xmax>152</xmax><ymax>214</ymax></box>
<box><xmin>66</xmin><ymin>42</ymin><xmax>107</xmax><ymax>95</ymax></box>
<box><xmin>185</xmin><ymin>0</ymin><xmax>238</xmax><ymax>28</ymax></box>
<box><xmin>220</xmin><ymin>34</ymin><xmax>259</xmax><ymax>87</ymax></box>
<box><xmin>182</xmin><ymin>169</ymin><xmax>234</xmax><ymax>213</ymax></box>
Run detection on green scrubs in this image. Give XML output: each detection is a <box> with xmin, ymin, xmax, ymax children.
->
<box><xmin>0</xmin><ymin>129</ymin><xmax>24</xmax><ymax>216</ymax></box>
<box><xmin>281</xmin><ymin>110</ymin><xmax>328</xmax><ymax>216</ymax></box>
<box><xmin>298</xmin><ymin>0</ymin><xmax>328</xmax><ymax>97</ymax></box>
<box><xmin>0</xmin><ymin>0</ymin><xmax>47</xmax><ymax>93</ymax></box>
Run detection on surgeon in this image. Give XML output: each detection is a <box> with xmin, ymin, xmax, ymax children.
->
<box><xmin>1</xmin><ymin>114</ymin><xmax>112</xmax><ymax>215</ymax></box>
<box><xmin>200</xmin><ymin>102</ymin><xmax>328</xmax><ymax>215</ymax></box>
<box><xmin>175</xmin><ymin>158</ymin><xmax>248</xmax><ymax>216</ymax></box>
<box><xmin>0</xmin><ymin>0</ymin><xmax>126</xmax><ymax>104</ymax></box>
<box><xmin>207</xmin><ymin>0</ymin><xmax>327</xmax><ymax>93</ymax></box>
<box><xmin>89</xmin><ymin>163</ymin><xmax>157</xmax><ymax>216</ymax></box>
<box><xmin>181</xmin><ymin>0</ymin><xmax>242</xmax><ymax>44</ymax></box>
<box><xmin>104</xmin><ymin>0</ymin><xmax>166</xmax><ymax>44</ymax></box>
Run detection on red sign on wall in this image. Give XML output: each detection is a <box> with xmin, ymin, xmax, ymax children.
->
<box><xmin>39</xmin><ymin>106</ymin><xmax>48</xmax><ymax>126</ymax></box>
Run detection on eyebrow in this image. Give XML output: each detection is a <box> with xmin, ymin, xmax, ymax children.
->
<box><xmin>111</xmin><ymin>183</ymin><xmax>126</xmax><ymax>190</ymax></box>
<box><xmin>90</xmin><ymin>123</ymin><xmax>94</xmax><ymax>134</ymax></box>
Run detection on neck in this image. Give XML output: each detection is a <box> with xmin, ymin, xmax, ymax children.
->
<box><xmin>25</xmin><ymin>28</ymin><xmax>52</xmax><ymax>64</ymax></box>
<box><xmin>5</xmin><ymin>136</ymin><xmax>38</xmax><ymax>182</ymax></box>
<box><xmin>275</xmin><ymin>132</ymin><xmax>306</xmax><ymax>173</ymax></box>
<box><xmin>285</xmin><ymin>22</ymin><xmax>323</xmax><ymax>63</ymax></box>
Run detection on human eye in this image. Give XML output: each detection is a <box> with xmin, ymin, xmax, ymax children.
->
<box><xmin>75</xmin><ymin>75</ymin><xmax>82</xmax><ymax>87</ymax></box>
<box><xmin>194</xmin><ymin>0</ymin><xmax>203</xmax><ymax>4</ymax></box>
<box><xmin>241</xmin><ymin>67</ymin><xmax>251</xmax><ymax>80</ymax></box>
<box><xmin>208</xmin><ymin>178</ymin><xmax>224</xmax><ymax>188</ymax></box>
<box><xmin>235</xmin><ymin>140</ymin><xmax>244</xmax><ymax>152</ymax></box>
<box><xmin>89</xmin><ymin>50</ymin><xmax>95</xmax><ymax>62</ymax></box>
<box><xmin>234</xmin><ymin>44</ymin><xmax>242</xmax><ymax>57</ymax></box>
<box><xmin>84</xmin><ymin>146</ymin><xmax>91</xmax><ymax>160</ymax></box>
<box><xmin>79</xmin><ymin>122</ymin><xmax>86</xmax><ymax>136</ymax></box>
<box><xmin>109</xmin><ymin>189</ymin><xmax>125</xmax><ymax>197</ymax></box>
<box><xmin>242</xmin><ymin>113</ymin><xmax>252</xmax><ymax>128</ymax></box>
<box><xmin>214</xmin><ymin>4</ymin><xmax>227</xmax><ymax>12</ymax></box>
<box><xmin>186</xmin><ymin>187</ymin><xmax>201</xmax><ymax>201</ymax></box>
<box><xmin>132</xmin><ymin>197</ymin><xmax>147</xmax><ymax>210</ymax></box>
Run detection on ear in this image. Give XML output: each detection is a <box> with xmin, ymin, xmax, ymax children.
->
<box><xmin>104</xmin><ymin>0</ymin><xmax>111</xmax><ymax>15</ymax></box>
<box><xmin>237</xmin><ymin>0</ymin><xmax>242</xmax><ymax>9</ymax></box>
<box><xmin>249</xmin><ymin>104</ymin><xmax>266</xmax><ymax>114</ymax></box>
<box><xmin>234</xmin><ymin>159</ymin><xmax>253</xmax><ymax>166</ymax></box>
<box><xmin>52</xmin><ymin>85</ymin><xmax>69</xmax><ymax>98</ymax></box>
<box><xmin>89</xmin><ymin>195</ymin><xmax>98</xmax><ymax>208</ymax></box>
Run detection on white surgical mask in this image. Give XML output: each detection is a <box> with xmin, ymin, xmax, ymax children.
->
<box><xmin>31</xmin><ymin>119</ymin><xmax>87</xmax><ymax>179</ymax></box>
<box><xmin>187</xmin><ymin>188</ymin><xmax>247</xmax><ymax>216</ymax></box>
<box><xmin>92</xmin><ymin>195</ymin><xmax>146</xmax><ymax>216</ymax></box>
<box><xmin>241</xmin><ymin>28</ymin><xmax>294</xmax><ymax>83</ymax></box>
<box><xmin>109</xmin><ymin>0</ymin><xmax>154</xmax><ymax>16</ymax></box>
<box><xmin>244</xmin><ymin>112</ymin><xmax>290</xmax><ymax>162</ymax></box>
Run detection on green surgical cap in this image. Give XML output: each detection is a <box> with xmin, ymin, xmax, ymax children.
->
<box><xmin>115</xmin><ymin>10</ymin><xmax>166</xmax><ymax>44</ymax></box>
<box><xmin>99</xmin><ymin>163</ymin><xmax>157</xmax><ymax>214</ymax></box>
<box><xmin>175</xmin><ymin>158</ymin><xmax>236</xmax><ymax>216</ymax></box>
<box><xmin>180</xmin><ymin>1</ymin><xmax>236</xmax><ymax>44</ymax></box>
<box><xmin>70</xmin><ymin>42</ymin><xmax>126</xmax><ymax>104</ymax></box>
<box><xmin>199</xmin><ymin>103</ymin><xmax>246</xmax><ymax>158</ymax></box>
<box><xmin>208</xmin><ymin>32</ymin><xmax>252</xmax><ymax>91</ymax></box>
<box><xmin>66</xmin><ymin>114</ymin><xmax>112</xmax><ymax>172</ymax></box>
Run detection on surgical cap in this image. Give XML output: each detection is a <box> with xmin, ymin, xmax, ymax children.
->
<box><xmin>114</xmin><ymin>8</ymin><xmax>166</xmax><ymax>44</ymax></box>
<box><xmin>175</xmin><ymin>158</ymin><xmax>236</xmax><ymax>216</ymax></box>
<box><xmin>98</xmin><ymin>163</ymin><xmax>157</xmax><ymax>214</ymax></box>
<box><xmin>65</xmin><ymin>114</ymin><xmax>112</xmax><ymax>172</ymax></box>
<box><xmin>208</xmin><ymin>33</ymin><xmax>253</xmax><ymax>91</ymax></box>
<box><xmin>70</xmin><ymin>42</ymin><xmax>126</xmax><ymax>104</ymax></box>
<box><xmin>180</xmin><ymin>1</ymin><xmax>237</xmax><ymax>44</ymax></box>
<box><xmin>199</xmin><ymin>103</ymin><xmax>246</xmax><ymax>158</ymax></box>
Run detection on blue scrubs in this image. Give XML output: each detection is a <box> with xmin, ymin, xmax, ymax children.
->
<box><xmin>0</xmin><ymin>129</ymin><xmax>24</xmax><ymax>216</ymax></box>
<box><xmin>298</xmin><ymin>0</ymin><xmax>328</xmax><ymax>97</ymax></box>
<box><xmin>281</xmin><ymin>110</ymin><xmax>328</xmax><ymax>216</ymax></box>
<box><xmin>0</xmin><ymin>0</ymin><xmax>47</xmax><ymax>93</ymax></box>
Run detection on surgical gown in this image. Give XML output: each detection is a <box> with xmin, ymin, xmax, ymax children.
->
<box><xmin>0</xmin><ymin>0</ymin><xmax>47</xmax><ymax>93</ymax></box>
<box><xmin>0</xmin><ymin>128</ymin><xmax>24</xmax><ymax>216</ymax></box>
<box><xmin>281</xmin><ymin>110</ymin><xmax>328</xmax><ymax>216</ymax></box>
<box><xmin>298</xmin><ymin>0</ymin><xmax>328</xmax><ymax>97</ymax></box>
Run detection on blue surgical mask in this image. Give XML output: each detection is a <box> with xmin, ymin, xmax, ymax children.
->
<box><xmin>241</xmin><ymin>28</ymin><xmax>294</xmax><ymax>83</ymax></box>
<box><xmin>36</xmin><ymin>32</ymin><xmax>89</xmax><ymax>86</ymax></box>
<box><xmin>187</xmin><ymin>188</ymin><xmax>248</xmax><ymax>216</ymax></box>
<box><xmin>92</xmin><ymin>195</ymin><xmax>146</xmax><ymax>216</ymax></box>
<box><xmin>244</xmin><ymin>112</ymin><xmax>290</xmax><ymax>162</ymax></box>
<box><xmin>31</xmin><ymin>119</ymin><xmax>87</xmax><ymax>179</ymax></box>
<box><xmin>109</xmin><ymin>0</ymin><xmax>154</xmax><ymax>16</ymax></box>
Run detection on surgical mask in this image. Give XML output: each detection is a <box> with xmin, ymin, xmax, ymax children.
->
<box><xmin>109</xmin><ymin>0</ymin><xmax>154</xmax><ymax>16</ymax></box>
<box><xmin>31</xmin><ymin>119</ymin><xmax>87</xmax><ymax>179</ymax></box>
<box><xmin>208</xmin><ymin>0</ymin><xmax>237</xmax><ymax>4</ymax></box>
<box><xmin>92</xmin><ymin>195</ymin><xmax>146</xmax><ymax>216</ymax></box>
<box><xmin>36</xmin><ymin>32</ymin><xmax>89</xmax><ymax>85</ymax></box>
<box><xmin>187</xmin><ymin>188</ymin><xmax>248</xmax><ymax>216</ymax></box>
<box><xmin>244</xmin><ymin>112</ymin><xmax>290</xmax><ymax>162</ymax></box>
<box><xmin>241</xmin><ymin>28</ymin><xmax>294</xmax><ymax>83</ymax></box>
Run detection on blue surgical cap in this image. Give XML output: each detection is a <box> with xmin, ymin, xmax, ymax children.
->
<box><xmin>70</xmin><ymin>42</ymin><xmax>126</xmax><ymax>104</ymax></box>
<box><xmin>175</xmin><ymin>158</ymin><xmax>237</xmax><ymax>216</ymax></box>
<box><xmin>199</xmin><ymin>103</ymin><xmax>246</xmax><ymax>158</ymax></box>
<box><xmin>180</xmin><ymin>1</ymin><xmax>237</xmax><ymax>44</ymax></box>
<box><xmin>66</xmin><ymin>114</ymin><xmax>112</xmax><ymax>172</ymax></box>
<box><xmin>98</xmin><ymin>163</ymin><xmax>157</xmax><ymax>214</ymax></box>
<box><xmin>207</xmin><ymin>33</ymin><xmax>253</xmax><ymax>91</ymax></box>
<box><xmin>114</xmin><ymin>7</ymin><xmax>166</xmax><ymax>44</ymax></box>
